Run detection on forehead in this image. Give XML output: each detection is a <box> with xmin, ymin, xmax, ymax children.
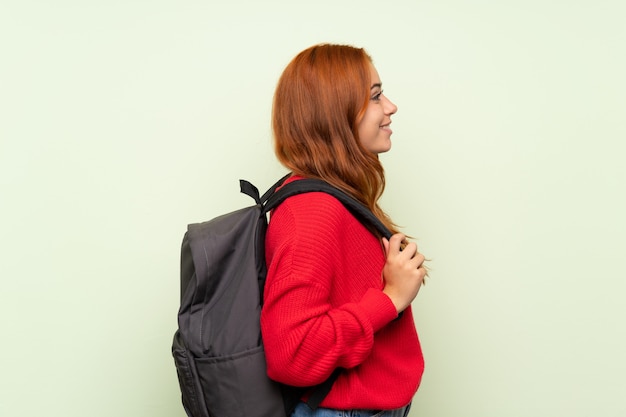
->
<box><xmin>368</xmin><ymin>62</ymin><xmax>381</xmax><ymax>85</ymax></box>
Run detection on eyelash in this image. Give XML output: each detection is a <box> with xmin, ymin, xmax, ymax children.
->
<box><xmin>371</xmin><ymin>90</ymin><xmax>384</xmax><ymax>101</ymax></box>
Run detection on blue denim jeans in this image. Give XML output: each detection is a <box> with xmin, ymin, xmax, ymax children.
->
<box><xmin>291</xmin><ymin>401</ymin><xmax>411</xmax><ymax>417</ymax></box>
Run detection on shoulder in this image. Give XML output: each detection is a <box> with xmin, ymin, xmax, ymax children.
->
<box><xmin>269</xmin><ymin>190</ymin><xmax>350</xmax><ymax>235</ymax></box>
<box><xmin>265</xmin><ymin>191</ymin><xmax>348</xmax><ymax>282</ymax></box>
<box><xmin>267</xmin><ymin>177</ymin><xmax>376</xmax><ymax>252</ymax></box>
<box><xmin>275</xmin><ymin>176</ymin><xmax>353</xmax><ymax>218</ymax></box>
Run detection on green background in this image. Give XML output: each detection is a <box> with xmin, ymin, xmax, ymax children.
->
<box><xmin>1</xmin><ymin>1</ymin><xmax>624</xmax><ymax>416</ymax></box>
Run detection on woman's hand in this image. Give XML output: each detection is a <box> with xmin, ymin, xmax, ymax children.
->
<box><xmin>382</xmin><ymin>233</ymin><xmax>427</xmax><ymax>313</ymax></box>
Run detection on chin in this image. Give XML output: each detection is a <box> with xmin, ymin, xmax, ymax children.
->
<box><xmin>377</xmin><ymin>140</ymin><xmax>392</xmax><ymax>154</ymax></box>
<box><xmin>363</xmin><ymin>138</ymin><xmax>392</xmax><ymax>154</ymax></box>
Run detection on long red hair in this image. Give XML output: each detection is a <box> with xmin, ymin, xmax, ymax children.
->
<box><xmin>272</xmin><ymin>43</ymin><xmax>399</xmax><ymax>235</ymax></box>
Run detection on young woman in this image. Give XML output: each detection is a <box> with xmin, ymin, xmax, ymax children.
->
<box><xmin>261</xmin><ymin>44</ymin><xmax>427</xmax><ymax>417</ymax></box>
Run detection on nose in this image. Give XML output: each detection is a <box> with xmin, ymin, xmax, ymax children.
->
<box><xmin>384</xmin><ymin>95</ymin><xmax>397</xmax><ymax>115</ymax></box>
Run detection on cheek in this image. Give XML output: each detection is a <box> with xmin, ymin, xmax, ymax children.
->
<box><xmin>358</xmin><ymin>111</ymin><xmax>377</xmax><ymax>140</ymax></box>
<box><xmin>357</xmin><ymin>121</ymin><xmax>373</xmax><ymax>144</ymax></box>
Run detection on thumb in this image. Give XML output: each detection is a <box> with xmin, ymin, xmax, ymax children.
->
<box><xmin>382</xmin><ymin>237</ymin><xmax>390</xmax><ymax>255</ymax></box>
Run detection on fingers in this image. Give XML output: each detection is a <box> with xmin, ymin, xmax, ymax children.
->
<box><xmin>387</xmin><ymin>233</ymin><xmax>425</xmax><ymax>269</ymax></box>
<box><xmin>403</xmin><ymin>241</ymin><xmax>418</xmax><ymax>259</ymax></box>
<box><xmin>387</xmin><ymin>233</ymin><xmax>405</xmax><ymax>255</ymax></box>
<box><xmin>408</xmin><ymin>249</ymin><xmax>424</xmax><ymax>265</ymax></box>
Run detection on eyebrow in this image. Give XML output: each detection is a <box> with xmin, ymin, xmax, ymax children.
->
<box><xmin>370</xmin><ymin>83</ymin><xmax>382</xmax><ymax>90</ymax></box>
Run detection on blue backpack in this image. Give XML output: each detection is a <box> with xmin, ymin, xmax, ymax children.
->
<box><xmin>172</xmin><ymin>175</ymin><xmax>391</xmax><ymax>417</ymax></box>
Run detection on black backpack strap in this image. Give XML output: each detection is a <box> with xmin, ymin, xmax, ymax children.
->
<box><xmin>240</xmin><ymin>173</ymin><xmax>292</xmax><ymax>205</ymax></box>
<box><xmin>305</xmin><ymin>368</ymin><xmax>343</xmax><ymax>411</ymax></box>
<box><xmin>263</xmin><ymin>178</ymin><xmax>392</xmax><ymax>240</ymax></box>
<box><xmin>261</xmin><ymin>173</ymin><xmax>293</xmax><ymax>203</ymax></box>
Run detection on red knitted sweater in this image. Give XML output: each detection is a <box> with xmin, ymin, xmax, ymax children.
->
<box><xmin>261</xmin><ymin>178</ymin><xmax>424</xmax><ymax>410</ymax></box>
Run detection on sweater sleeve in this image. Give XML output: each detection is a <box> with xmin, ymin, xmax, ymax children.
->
<box><xmin>260</xmin><ymin>193</ymin><xmax>399</xmax><ymax>387</ymax></box>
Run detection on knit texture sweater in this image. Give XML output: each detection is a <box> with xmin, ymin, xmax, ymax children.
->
<box><xmin>261</xmin><ymin>178</ymin><xmax>424</xmax><ymax>410</ymax></box>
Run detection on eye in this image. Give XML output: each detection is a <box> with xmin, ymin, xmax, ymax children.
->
<box><xmin>371</xmin><ymin>90</ymin><xmax>383</xmax><ymax>102</ymax></box>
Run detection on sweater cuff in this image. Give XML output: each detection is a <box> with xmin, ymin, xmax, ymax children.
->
<box><xmin>361</xmin><ymin>288</ymin><xmax>399</xmax><ymax>333</ymax></box>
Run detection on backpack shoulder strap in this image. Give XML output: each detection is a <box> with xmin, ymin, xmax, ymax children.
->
<box><xmin>263</xmin><ymin>178</ymin><xmax>392</xmax><ymax>240</ymax></box>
